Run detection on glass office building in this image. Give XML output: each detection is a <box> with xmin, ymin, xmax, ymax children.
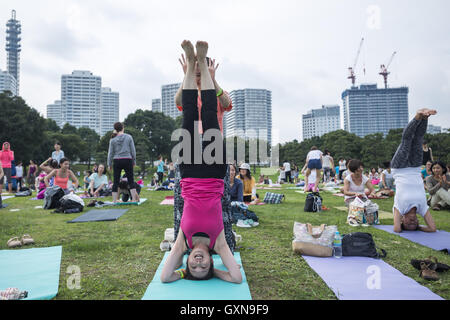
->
<box><xmin>342</xmin><ymin>84</ymin><xmax>409</xmax><ymax>137</ymax></box>
<box><xmin>225</xmin><ymin>89</ymin><xmax>272</xmax><ymax>146</ymax></box>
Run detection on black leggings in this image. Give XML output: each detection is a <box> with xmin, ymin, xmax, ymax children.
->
<box><xmin>112</xmin><ymin>158</ymin><xmax>134</xmax><ymax>192</ymax></box>
<box><xmin>179</xmin><ymin>89</ymin><xmax>227</xmax><ymax>179</ymax></box>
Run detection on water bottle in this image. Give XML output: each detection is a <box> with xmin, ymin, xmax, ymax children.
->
<box><xmin>333</xmin><ymin>231</ymin><xmax>342</xmax><ymax>258</ymax></box>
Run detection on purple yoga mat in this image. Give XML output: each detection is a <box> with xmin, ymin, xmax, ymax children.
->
<box><xmin>373</xmin><ymin>225</ymin><xmax>450</xmax><ymax>254</ymax></box>
<box><xmin>302</xmin><ymin>255</ymin><xmax>443</xmax><ymax>300</ymax></box>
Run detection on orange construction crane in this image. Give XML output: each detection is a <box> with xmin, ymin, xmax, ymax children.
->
<box><xmin>348</xmin><ymin>37</ymin><xmax>364</xmax><ymax>87</ymax></box>
<box><xmin>379</xmin><ymin>51</ymin><xmax>396</xmax><ymax>89</ymax></box>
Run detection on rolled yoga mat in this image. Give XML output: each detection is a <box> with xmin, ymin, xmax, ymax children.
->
<box><xmin>67</xmin><ymin>209</ymin><xmax>128</xmax><ymax>223</ymax></box>
<box><xmin>373</xmin><ymin>225</ymin><xmax>450</xmax><ymax>254</ymax></box>
<box><xmin>142</xmin><ymin>252</ymin><xmax>251</xmax><ymax>300</ymax></box>
<box><xmin>114</xmin><ymin>198</ymin><xmax>148</xmax><ymax>206</ymax></box>
<box><xmin>302</xmin><ymin>255</ymin><xmax>443</xmax><ymax>300</ymax></box>
<box><xmin>0</xmin><ymin>246</ymin><xmax>62</xmax><ymax>300</ymax></box>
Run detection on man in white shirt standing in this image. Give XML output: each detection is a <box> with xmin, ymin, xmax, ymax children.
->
<box><xmin>283</xmin><ymin>160</ymin><xmax>292</xmax><ymax>184</ymax></box>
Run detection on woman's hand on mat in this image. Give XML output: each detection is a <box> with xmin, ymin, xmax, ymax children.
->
<box><xmin>179</xmin><ymin>54</ymin><xmax>187</xmax><ymax>75</ymax></box>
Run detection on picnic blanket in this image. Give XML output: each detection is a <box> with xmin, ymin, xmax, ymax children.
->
<box><xmin>142</xmin><ymin>252</ymin><xmax>251</xmax><ymax>300</ymax></box>
<box><xmin>302</xmin><ymin>255</ymin><xmax>443</xmax><ymax>300</ymax></box>
<box><xmin>0</xmin><ymin>246</ymin><xmax>62</xmax><ymax>300</ymax></box>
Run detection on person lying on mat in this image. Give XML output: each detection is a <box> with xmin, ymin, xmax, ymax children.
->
<box><xmin>160</xmin><ymin>40</ymin><xmax>242</xmax><ymax>284</ymax></box>
<box><xmin>392</xmin><ymin>109</ymin><xmax>437</xmax><ymax>233</ymax></box>
<box><xmin>343</xmin><ymin>159</ymin><xmax>376</xmax><ymax>207</ymax></box>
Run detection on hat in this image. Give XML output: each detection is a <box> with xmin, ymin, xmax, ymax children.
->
<box><xmin>239</xmin><ymin>163</ymin><xmax>250</xmax><ymax>171</ymax></box>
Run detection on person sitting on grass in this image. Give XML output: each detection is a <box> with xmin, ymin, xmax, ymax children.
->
<box><xmin>392</xmin><ymin>109</ymin><xmax>437</xmax><ymax>233</ymax></box>
<box><xmin>421</xmin><ymin>160</ymin><xmax>433</xmax><ymax>181</ymax></box>
<box><xmin>161</xmin><ymin>40</ymin><xmax>242</xmax><ymax>284</ymax></box>
<box><xmin>425</xmin><ymin>161</ymin><xmax>450</xmax><ymax>211</ymax></box>
<box><xmin>237</xmin><ymin>163</ymin><xmax>259</xmax><ymax>204</ymax></box>
<box><xmin>89</xmin><ymin>164</ymin><xmax>108</xmax><ymax>198</ymax></box>
<box><xmin>229</xmin><ymin>164</ymin><xmax>243</xmax><ymax>202</ymax></box>
<box><xmin>343</xmin><ymin>159</ymin><xmax>376</xmax><ymax>207</ymax></box>
<box><xmin>377</xmin><ymin>161</ymin><xmax>395</xmax><ymax>197</ymax></box>
<box><xmin>118</xmin><ymin>179</ymin><xmax>141</xmax><ymax>203</ymax></box>
<box><xmin>44</xmin><ymin>157</ymin><xmax>79</xmax><ymax>194</ymax></box>
<box><xmin>83</xmin><ymin>170</ymin><xmax>92</xmax><ymax>192</ymax></box>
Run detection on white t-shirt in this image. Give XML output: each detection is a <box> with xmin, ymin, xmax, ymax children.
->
<box><xmin>344</xmin><ymin>174</ymin><xmax>369</xmax><ymax>201</ymax></box>
<box><xmin>382</xmin><ymin>169</ymin><xmax>393</xmax><ymax>180</ymax></box>
<box><xmin>283</xmin><ymin>162</ymin><xmax>291</xmax><ymax>172</ymax></box>
<box><xmin>16</xmin><ymin>166</ymin><xmax>23</xmax><ymax>178</ymax></box>
<box><xmin>392</xmin><ymin>167</ymin><xmax>428</xmax><ymax>217</ymax></box>
<box><xmin>339</xmin><ymin>160</ymin><xmax>347</xmax><ymax>170</ymax></box>
<box><xmin>307</xmin><ymin>150</ymin><xmax>323</xmax><ymax>160</ymax></box>
<box><xmin>322</xmin><ymin>155</ymin><xmax>332</xmax><ymax>168</ymax></box>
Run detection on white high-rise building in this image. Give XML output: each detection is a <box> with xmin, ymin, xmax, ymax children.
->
<box><xmin>302</xmin><ymin>105</ymin><xmax>341</xmax><ymax>140</ymax></box>
<box><xmin>100</xmin><ymin>87</ymin><xmax>119</xmax><ymax>136</ymax></box>
<box><xmin>225</xmin><ymin>89</ymin><xmax>272</xmax><ymax>146</ymax></box>
<box><xmin>427</xmin><ymin>124</ymin><xmax>442</xmax><ymax>135</ymax></box>
<box><xmin>152</xmin><ymin>98</ymin><xmax>162</xmax><ymax>112</ymax></box>
<box><xmin>46</xmin><ymin>100</ymin><xmax>63</xmax><ymax>128</ymax></box>
<box><xmin>0</xmin><ymin>69</ymin><xmax>17</xmax><ymax>96</ymax></box>
<box><xmin>61</xmin><ymin>70</ymin><xmax>102</xmax><ymax>133</ymax></box>
<box><xmin>161</xmin><ymin>83</ymin><xmax>182</xmax><ymax>119</ymax></box>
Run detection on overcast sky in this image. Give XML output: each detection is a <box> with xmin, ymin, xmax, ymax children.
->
<box><xmin>1</xmin><ymin>0</ymin><xmax>449</xmax><ymax>143</ymax></box>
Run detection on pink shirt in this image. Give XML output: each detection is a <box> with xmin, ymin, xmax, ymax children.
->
<box><xmin>177</xmin><ymin>91</ymin><xmax>232</xmax><ymax>134</ymax></box>
<box><xmin>180</xmin><ymin>178</ymin><xmax>224</xmax><ymax>250</ymax></box>
<box><xmin>0</xmin><ymin>150</ymin><xmax>14</xmax><ymax>168</ymax></box>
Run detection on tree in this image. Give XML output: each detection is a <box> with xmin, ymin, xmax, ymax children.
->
<box><xmin>360</xmin><ymin>133</ymin><xmax>386</xmax><ymax>170</ymax></box>
<box><xmin>77</xmin><ymin>127</ymin><xmax>100</xmax><ymax>167</ymax></box>
<box><xmin>61</xmin><ymin>123</ymin><xmax>78</xmax><ymax>135</ymax></box>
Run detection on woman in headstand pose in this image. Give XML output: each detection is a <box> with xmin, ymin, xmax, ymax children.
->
<box><xmin>392</xmin><ymin>109</ymin><xmax>437</xmax><ymax>233</ymax></box>
<box><xmin>160</xmin><ymin>40</ymin><xmax>242</xmax><ymax>283</ymax></box>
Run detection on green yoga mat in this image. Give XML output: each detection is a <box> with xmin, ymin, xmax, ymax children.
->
<box><xmin>142</xmin><ymin>252</ymin><xmax>251</xmax><ymax>300</ymax></box>
<box><xmin>0</xmin><ymin>246</ymin><xmax>62</xmax><ymax>300</ymax></box>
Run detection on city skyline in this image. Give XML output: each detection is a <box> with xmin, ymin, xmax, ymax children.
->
<box><xmin>1</xmin><ymin>1</ymin><xmax>449</xmax><ymax>143</ymax></box>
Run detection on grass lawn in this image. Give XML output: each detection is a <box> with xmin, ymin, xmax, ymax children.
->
<box><xmin>0</xmin><ymin>181</ymin><xmax>449</xmax><ymax>300</ymax></box>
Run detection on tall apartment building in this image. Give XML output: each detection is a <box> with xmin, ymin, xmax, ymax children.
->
<box><xmin>100</xmin><ymin>87</ymin><xmax>119</xmax><ymax>136</ymax></box>
<box><xmin>46</xmin><ymin>100</ymin><xmax>63</xmax><ymax>128</ymax></box>
<box><xmin>342</xmin><ymin>84</ymin><xmax>409</xmax><ymax>137</ymax></box>
<box><xmin>0</xmin><ymin>69</ymin><xmax>17</xmax><ymax>96</ymax></box>
<box><xmin>49</xmin><ymin>71</ymin><xmax>119</xmax><ymax>135</ymax></box>
<box><xmin>224</xmin><ymin>89</ymin><xmax>272</xmax><ymax>146</ymax></box>
<box><xmin>302</xmin><ymin>105</ymin><xmax>340</xmax><ymax>140</ymax></box>
<box><xmin>61</xmin><ymin>71</ymin><xmax>102</xmax><ymax>133</ymax></box>
<box><xmin>161</xmin><ymin>83</ymin><xmax>182</xmax><ymax>119</ymax></box>
<box><xmin>152</xmin><ymin>98</ymin><xmax>162</xmax><ymax>112</ymax></box>
<box><xmin>5</xmin><ymin>10</ymin><xmax>21</xmax><ymax>94</ymax></box>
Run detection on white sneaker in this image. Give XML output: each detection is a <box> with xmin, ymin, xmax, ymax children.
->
<box><xmin>160</xmin><ymin>240</ymin><xmax>171</xmax><ymax>251</ymax></box>
<box><xmin>236</xmin><ymin>220</ymin><xmax>251</xmax><ymax>228</ymax></box>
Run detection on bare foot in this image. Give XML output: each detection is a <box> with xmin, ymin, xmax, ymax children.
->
<box><xmin>181</xmin><ymin>40</ymin><xmax>195</xmax><ymax>62</ymax></box>
<box><xmin>417</xmin><ymin>108</ymin><xmax>437</xmax><ymax>119</ymax></box>
<box><xmin>195</xmin><ymin>41</ymin><xmax>208</xmax><ymax>62</ymax></box>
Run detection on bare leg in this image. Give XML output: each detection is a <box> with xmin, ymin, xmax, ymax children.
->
<box><xmin>304</xmin><ymin>168</ymin><xmax>311</xmax><ymax>191</ymax></box>
<box><xmin>314</xmin><ymin>169</ymin><xmax>320</xmax><ymax>191</ymax></box>
<box><xmin>196</xmin><ymin>41</ymin><xmax>215</xmax><ymax>90</ymax></box>
<box><xmin>181</xmin><ymin>40</ymin><xmax>197</xmax><ymax>90</ymax></box>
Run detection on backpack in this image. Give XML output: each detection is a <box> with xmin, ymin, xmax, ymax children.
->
<box><xmin>342</xmin><ymin>232</ymin><xmax>387</xmax><ymax>259</ymax></box>
<box><xmin>304</xmin><ymin>192</ymin><xmax>322</xmax><ymax>212</ymax></box>
<box><xmin>263</xmin><ymin>192</ymin><xmax>285</xmax><ymax>204</ymax></box>
<box><xmin>43</xmin><ymin>186</ymin><xmax>65</xmax><ymax>210</ymax></box>
<box><xmin>55</xmin><ymin>193</ymin><xmax>84</xmax><ymax>214</ymax></box>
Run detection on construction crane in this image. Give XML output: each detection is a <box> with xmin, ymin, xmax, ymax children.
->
<box><xmin>348</xmin><ymin>37</ymin><xmax>364</xmax><ymax>87</ymax></box>
<box><xmin>379</xmin><ymin>51</ymin><xmax>397</xmax><ymax>89</ymax></box>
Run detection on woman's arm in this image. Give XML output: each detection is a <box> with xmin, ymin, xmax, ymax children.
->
<box><xmin>393</xmin><ymin>208</ymin><xmax>402</xmax><ymax>233</ymax></box>
<box><xmin>429</xmin><ymin>148</ymin><xmax>433</xmax><ymax>161</ymax></box>
<box><xmin>425</xmin><ymin>176</ymin><xmax>441</xmax><ymax>195</ymax></box>
<box><xmin>44</xmin><ymin>170</ymin><xmax>57</xmax><ymax>187</ymax></box>
<box><xmin>69</xmin><ymin>170</ymin><xmax>79</xmax><ymax>189</ymax></box>
<box><xmin>381</xmin><ymin>173</ymin><xmax>387</xmax><ymax>188</ymax></box>
<box><xmin>237</xmin><ymin>181</ymin><xmax>244</xmax><ymax>202</ymax></box>
<box><xmin>419</xmin><ymin>211</ymin><xmax>437</xmax><ymax>233</ymax></box>
<box><xmin>160</xmin><ymin>231</ymin><xmax>187</xmax><ymax>283</ymax></box>
<box><xmin>214</xmin><ymin>231</ymin><xmax>242</xmax><ymax>284</ymax></box>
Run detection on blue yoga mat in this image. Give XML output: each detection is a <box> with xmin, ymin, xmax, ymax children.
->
<box><xmin>0</xmin><ymin>246</ymin><xmax>62</xmax><ymax>300</ymax></box>
<box><xmin>142</xmin><ymin>252</ymin><xmax>252</xmax><ymax>300</ymax></box>
<box><xmin>373</xmin><ymin>225</ymin><xmax>450</xmax><ymax>253</ymax></box>
<box><xmin>67</xmin><ymin>209</ymin><xmax>128</xmax><ymax>223</ymax></box>
<box><xmin>303</xmin><ymin>255</ymin><xmax>443</xmax><ymax>300</ymax></box>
